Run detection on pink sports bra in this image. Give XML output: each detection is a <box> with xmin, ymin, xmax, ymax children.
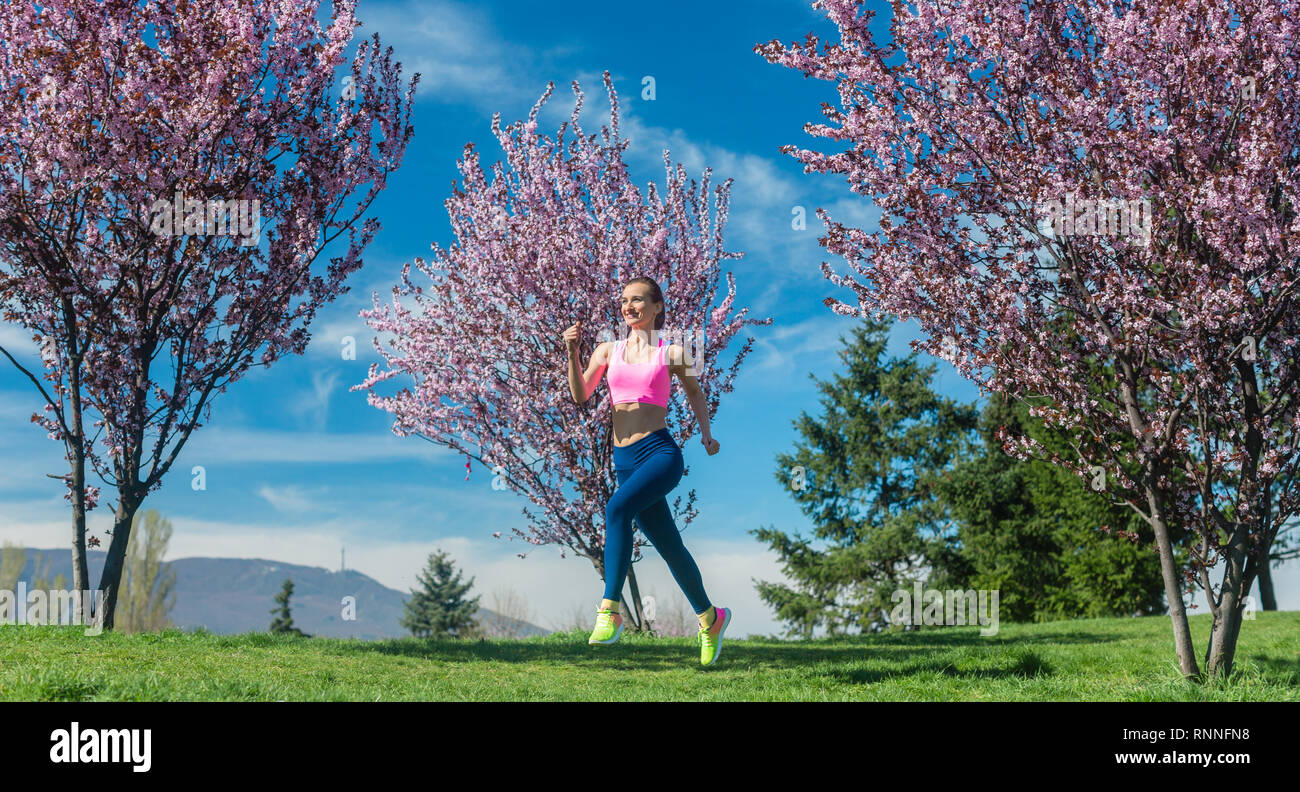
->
<box><xmin>607</xmin><ymin>337</ymin><xmax>671</xmax><ymax>408</ymax></box>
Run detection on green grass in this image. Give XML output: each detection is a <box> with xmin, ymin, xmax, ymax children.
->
<box><xmin>2</xmin><ymin>612</ymin><xmax>1297</xmax><ymax>701</ymax></box>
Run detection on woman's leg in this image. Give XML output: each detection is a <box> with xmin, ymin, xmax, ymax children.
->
<box><xmin>601</xmin><ymin>467</ymin><xmax>636</xmax><ymax>606</ymax></box>
<box><xmin>601</xmin><ymin>448</ymin><xmax>684</xmax><ymax>605</ymax></box>
<box><xmin>632</xmin><ymin>497</ymin><xmax>712</xmax><ymax>616</ymax></box>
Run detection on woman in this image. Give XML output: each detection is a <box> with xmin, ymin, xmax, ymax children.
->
<box><xmin>563</xmin><ymin>276</ymin><xmax>732</xmax><ymax>666</ymax></box>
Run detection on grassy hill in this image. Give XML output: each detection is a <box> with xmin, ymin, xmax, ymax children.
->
<box><xmin>3</xmin><ymin>611</ymin><xmax>1296</xmax><ymax>701</ymax></box>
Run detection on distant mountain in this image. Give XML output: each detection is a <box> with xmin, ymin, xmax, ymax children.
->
<box><xmin>2</xmin><ymin>549</ymin><xmax>551</xmax><ymax>640</ymax></box>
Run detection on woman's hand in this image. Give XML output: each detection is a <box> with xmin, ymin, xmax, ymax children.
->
<box><xmin>562</xmin><ymin>320</ymin><xmax>582</xmax><ymax>349</ymax></box>
<box><xmin>702</xmin><ymin>436</ymin><xmax>720</xmax><ymax>455</ymax></box>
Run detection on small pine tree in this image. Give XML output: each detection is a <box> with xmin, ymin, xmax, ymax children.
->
<box><xmin>269</xmin><ymin>578</ymin><xmax>309</xmax><ymax>637</ymax></box>
<box><xmin>401</xmin><ymin>549</ymin><xmax>480</xmax><ymax>639</ymax></box>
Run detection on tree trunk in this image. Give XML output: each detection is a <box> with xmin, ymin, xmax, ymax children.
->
<box><xmin>1205</xmin><ymin>523</ymin><xmax>1256</xmax><ymax>679</ymax></box>
<box><xmin>1205</xmin><ymin>599</ymin><xmax>1247</xmax><ymax>680</ymax></box>
<box><xmin>1206</xmin><ymin>357</ymin><xmax>1267</xmax><ymax>678</ymax></box>
<box><xmin>69</xmin><ymin>434</ymin><xmax>89</xmax><ymax>606</ymax></box>
<box><xmin>65</xmin><ymin>305</ymin><xmax>90</xmax><ymax>608</ymax></box>
<box><xmin>1257</xmin><ymin>548</ymin><xmax>1277</xmax><ymax>610</ymax></box>
<box><xmin>1146</xmin><ymin>483</ymin><xmax>1200</xmax><ymax>679</ymax></box>
<box><xmin>95</xmin><ymin>491</ymin><xmax>140</xmax><ymax>632</ymax></box>
<box><xmin>1205</xmin><ymin>562</ymin><xmax>1250</xmax><ymax>680</ymax></box>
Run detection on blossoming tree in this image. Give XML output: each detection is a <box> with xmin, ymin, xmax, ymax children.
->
<box><xmin>757</xmin><ymin>0</ymin><xmax>1298</xmax><ymax>678</ymax></box>
<box><xmin>353</xmin><ymin>72</ymin><xmax>769</xmax><ymax>631</ymax></box>
<box><xmin>0</xmin><ymin>0</ymin><xmax>417</xmax><ymax>629</ymax></box>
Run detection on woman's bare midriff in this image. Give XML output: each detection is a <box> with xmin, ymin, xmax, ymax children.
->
<box><xmin>612</xmin><ymin>402</ymin><xmax>667</xmax><ymax>447</ymax></box>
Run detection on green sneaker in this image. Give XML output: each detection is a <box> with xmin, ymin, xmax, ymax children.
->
<box><xmin>698</xmin><ymin>606</ymin><xmax>730</xmax><ymax>666</ymax></box>
<box><xmin>588</xmin><ymin>608</ymin><xmax>623</xmax><ymax>645</ymax></box>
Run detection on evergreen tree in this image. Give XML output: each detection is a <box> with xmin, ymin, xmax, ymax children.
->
<box><xmin>269</xmin><ymin>578</ymin><xmax>308</xmax><ymax>637</ymax></box>
<box><xmin>751</xmin><ymin>318</ymin><xmax>980</xmax><ymax>638</ymax></box>
<box><xmin>401</xmin><ymin>549</ymin><xmax>480</xmax><ymax>639</ymax></box>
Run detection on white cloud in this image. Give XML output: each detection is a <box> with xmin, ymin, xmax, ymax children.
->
<box><xmin>308</xmin><ymin>316</ymin><xmax>384</xmax><ymax>361</ymax></box>
<box><xmin>735</xmin><ymin>313</ymin><xmax>853</xmax><ymax>383</ymax></box>
<box><xmin>618</xmin><ymin>114</ymin><xmax>808</xmax><ymax>245</ymax></box>
<box><xmin>305</xmin><ymin>270</ymin><xmax>429</xmax><ymax>362</ymax></box>
<box><xmin>818</xmin><ymin>195</ymin><xmax>883</xmax><ymax>231</ymax></box>
<box><xmin>0</xmin><ymin>388</ymin><xmax>43</xmax><ymax>423</ymax></box>
<box><xmin>177</xmin><ymin>425</ymin><xmax>450</xmax><ymax>464</ymax></box>
<box><xmin>285</xmin><ymin>369</ymin><xmax>340</xmax><ymax>429</ymax></box>
<box><xmin>256</xmin><ymin>484</ymin><xmax>330</xmax><ymax>514</ymax></box>
<box><xmin>0</xmin><ymin>324</ymin><xmax>40</xmax><ymax>358</ymax></box>
<box><xmin>357</xmin><ymin>0</ymin><xmax>547</xmax><ymax>110</ymax></box>
<box><xmin>597</xmin><ymin>110</ymin><xmax>880</xmax><ymax>325</ymax></box>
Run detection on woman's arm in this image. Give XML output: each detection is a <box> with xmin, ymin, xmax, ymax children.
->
<box><xmin>670</xmin><ymin>345</ymin><xmax>719</xmax><ymax>454</ymax></box>
<box><xmin>567</xmin><ymin>340</ymin><xmax>610</xmax><ymax>404</ymax></box>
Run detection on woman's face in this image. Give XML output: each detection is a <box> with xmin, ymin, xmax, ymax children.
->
<box><xmin>620</xmin><ymin>284</ymin><xmax>659</xmax><ymax>329</ymax></box>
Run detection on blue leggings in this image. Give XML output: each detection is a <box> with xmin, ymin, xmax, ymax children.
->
<box><xmin>603</xmin><ymin>428</ymin><xmax>712</xmax><ymax>615</ymax></box>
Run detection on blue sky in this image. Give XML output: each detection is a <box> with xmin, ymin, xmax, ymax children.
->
<box><xmin>2</xmin><ymin>0</ymin><xmax>1294</xmax><ymax>639</ymax></box>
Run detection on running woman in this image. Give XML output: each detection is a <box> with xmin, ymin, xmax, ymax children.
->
<box><xmin>562</xmin><ymin>276</ymin><xmax>731</xmax><ymax>666</ymax></box>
